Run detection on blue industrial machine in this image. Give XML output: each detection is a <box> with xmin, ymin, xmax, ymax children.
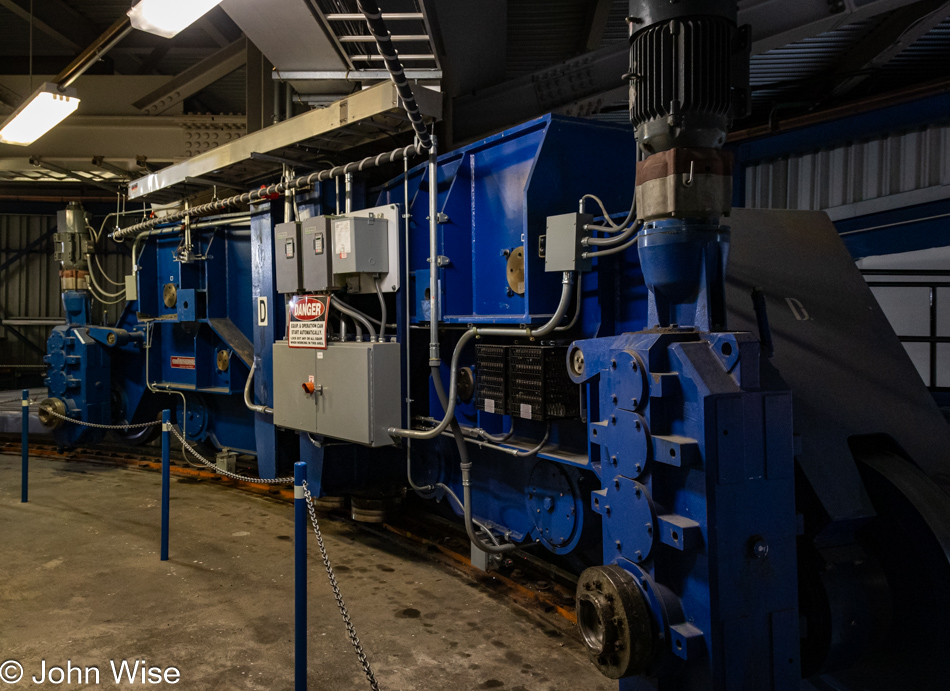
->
<box><xmin>37</xmin><ymin>0</ymin><xmax>950</xmax><ymax>689</ymax></box>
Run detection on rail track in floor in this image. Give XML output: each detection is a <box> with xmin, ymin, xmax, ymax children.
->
<box><xmin>0</xmin><ymin>439</ymin><xmax>579</xmax><ymax>631</ymax></box>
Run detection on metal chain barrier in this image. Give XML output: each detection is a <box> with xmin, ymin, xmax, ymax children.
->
<box><xmin>43</xmin><ymin>409</ymin><xmax>292</xmax><ymax>485</ymax></box>
<box><xmin>169</xmin><ymin>427</ymin><xmax>294</xmax><ymax>485</ymax></box>
<box><xmin>302</xmin><ymin>480</ymin><xmax>381</xmax><ymax>691</ymax></box>
<box><xmin>46</xmin><ymin>408</ymin><xmax>161</xmax><ymax>430</ymax></box>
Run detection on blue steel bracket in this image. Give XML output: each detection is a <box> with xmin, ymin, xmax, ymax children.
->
<box><xmin>86</xmin><ymin>326</ymin><xmax>144</xmax><ymax>350</ymax></box>
<box><xmin>176</xmin><ymin>289</ymin><xmax>197</xmax><ymax>322</ymax></box>
<box><xmin>570</xmin><ymin>329</ymin><xmax>800</xmax><ymax>689</ymax></box>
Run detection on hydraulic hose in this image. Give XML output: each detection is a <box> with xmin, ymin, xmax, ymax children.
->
<box><xmin>243</xmin><ymin>360</ymin><xmax>274</xmax><ymax>415</ymax></box>
<box><xmin>356</xmin><ymin>0</ymin><xmax>433</xmax><ymax>150</ymax></box>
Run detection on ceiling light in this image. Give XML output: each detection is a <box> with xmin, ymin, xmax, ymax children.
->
<box><xmin>128</xmin><ymin>0</ymin><xmax>224</xmax><ymax>39</ymax></box>
<box><xmin>0</xmin><ymin>83</ymin><xmax>80</xmax><ymax>146</ymax></box>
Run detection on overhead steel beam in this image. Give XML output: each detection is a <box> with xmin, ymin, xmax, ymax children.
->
<box><xmin>91</xmin><ymin>156</ymin><xmax>131</xmax><ymax>179</ymax></box>
<box><xmin>127</xmin><ymin>80</ymin><xmax>442</xmax><ymax>200</ymax></box>
<box><xmin>0</xmin><ymin>0</ymin><xmax>99</xmax><ymax>51</ymax></box>
<box><xmin>29</xmin><ymin>157</ymin><xmax>122</xmax><ymax>195</ymax></box>
<box><xmin>581</xmin><ymin>0</ymin><xmax>615</xmax><ymax>53</ymax></box>
<box><xmin>276</xmin><ymin>69</ymin><xmax>442</xmax><ymax>81</ymax></box>
<box><xmin>828</xmin><ymin>0</ymin><xmax>950</xmax><ymax>97</ymax></box>
<box><xmin>133</xmin><ymin>39</ymin><xmax>247</xmax><ymax>115</ymax></box>
<box><xmin>452</xmin><ymin>0</ymin><xmax>919</xmax><ymax>141</ymax></box>
<box><xmin>196</xmin><ymin>17</ymin><xmax>231</xmax><ymax>48</ymax></box>
<box><xmin>453</xmin><ymin>42</ymin><xmax>628</xmax><ymax>142</ymax></box>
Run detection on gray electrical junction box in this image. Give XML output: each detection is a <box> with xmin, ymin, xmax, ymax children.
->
<box><xmin>330</xmin><ymin>216</ymin><xmax>389</xmax><ymax>277</ymax></box>
<box><xmin>272</xmin><ymin>340</ymin><xmax>401</xmax><ymax>447</ymax></box>
<box><xmin>301</xmin><ymin>216</ymin><xmax>335</xmax><ymax>292</ymax></box>
<box><xmin>544</xmin><ymin>212</ymin><xmax>593</xmax><ymax>273</ymax></box>
<box><xmin>274</xmin><ymin>221</ymin><xmax>303</xmax><ymax>294</ymax></box>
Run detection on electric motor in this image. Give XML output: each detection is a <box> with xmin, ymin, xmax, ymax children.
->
<box><xmin>628</xmin><ymin>0</ymin><xmax>750</xmax><ymax>155</ymax></box>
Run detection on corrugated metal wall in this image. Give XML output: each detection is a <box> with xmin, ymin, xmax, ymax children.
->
<box><xmin>744</xmin><ymin>124</ymin><xmax>950</xmax><ymax>213</ymax></box>
<box><xmin>0</xmin><ymin>214</ymin><xmax>133</xmax><ymax>375</ymax></box>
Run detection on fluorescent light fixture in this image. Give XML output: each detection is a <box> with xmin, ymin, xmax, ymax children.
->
<box><xmin>0</xmin><ymin>83</ymin><xmax>80</xmax><ymax>146</ymax></box>
<box><xmin>128</xmin><ymin>0</ymin><xmax>224</xmax><ymax>39</ymax></box>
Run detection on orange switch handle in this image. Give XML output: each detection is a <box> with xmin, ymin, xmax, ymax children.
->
<box><xmin>302</xmin><ymin>381</ymin><xmax>315</xmax><ymax>394</ymax></box>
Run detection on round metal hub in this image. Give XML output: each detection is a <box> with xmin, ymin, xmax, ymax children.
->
<box><xmin>506</xmin><ymin>247</ymin><xmax>525</xmax><ymax>296</ymax></box>
<box><xmin>526</xmin><ymin>460</ymin><xmax>579</xmax><ymax>550</ymax></box>
<box><xmin>457</xmin><ymin>366</ymin><xmax>474</xmax><ymax>403</ymax></box>
<box><xmin>576</xmin><ymin>564</ymin><xmax>656</xmax><ymax>679</ymax></box>
<box><xmin>163</xmin><ymin>283</ymin><xmax>178</xmax><ymax>308</ymax></box>
<box><xmin>38</xmin><ymin>398</ymin><xmax>66</xmax><ymax>430</ymax></box>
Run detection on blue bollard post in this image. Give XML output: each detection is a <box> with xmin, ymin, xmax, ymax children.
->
<box><xmin>161</xmin><ymin>409</ymin><xmax>170</xmax><ymax>561</ymax></box>
<box><xmin>21</xmin><ymin>389</ymin><xmax>28</xmax><ymax>503</ymax></box>
<box><xmin>294</xmin><ymin>461</ymin><xmax>307</xmax><ymax>691</ymax></box>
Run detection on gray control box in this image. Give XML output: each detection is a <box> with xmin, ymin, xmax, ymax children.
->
<box><xmin>544</xmin><ymin>212</ymin><xmax>593</xmax><ymax>273</ymax></box>
<box><xmin>330</xmin><ymin>216</ymin><xmax>389</xmax><ymax>276</ymax></box>
<box><xmin>301</xmin><ymin>216</ymin><xmax>340</xmax><ymax>292</ymax></box>
<box><xmin>272</xmin><ymin>340</ymin><xmax>401</xmax><ymax>447</ymax></box>
<box><xmin>274</xmin><ymin>221</ymin><xmax>303</xmax><ymax>293</ymax></box>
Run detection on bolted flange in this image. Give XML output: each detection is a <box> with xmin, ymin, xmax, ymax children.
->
<box><xmin>576</xmin><ymin>564</ymin><xmax>656</xmax><ymax>678</ymax></box>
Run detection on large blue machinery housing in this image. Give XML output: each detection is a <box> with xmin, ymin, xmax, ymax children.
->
<box><xmin>36</xmin><ymin>1</ymin><xmax>950</xmax><ymax>689</ymax></box>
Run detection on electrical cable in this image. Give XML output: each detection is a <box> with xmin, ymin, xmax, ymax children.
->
<box><xmin>582</xmin><ymin>232</ymin><xmax>640</xmax><ymax>260</ymax></box>
<box><xmin>584</xmin><ymin>220</ymin><xmax>642</xmax><ymax>247</ymax></box>
<box><xmin>580</xmin><ymin>190</ymin><xmax>637</xmax><ymax>230</ymax></box>
<box><xmin>356</xmin><ymin>0</ymin><xmax>433</xmax><ymax>150</ymax></box>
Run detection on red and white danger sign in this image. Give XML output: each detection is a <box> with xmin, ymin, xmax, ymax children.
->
<box><xmin>170</xmin><ymin>356</ymin><xmax>196</xmax><ymax>370</ymax></box>
<box><xmin>288</xmin><ymin>294</ymin><xmax>330</xmax><ymax>349</ymax></box>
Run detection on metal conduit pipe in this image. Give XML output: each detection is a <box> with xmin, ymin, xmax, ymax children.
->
<box><xmin>554</xmin><ymin>274</ymin><xmax>583</xmax><ymax>333</ymax></box>
<box><xmin>374</xmin><ymin>276</ymin><xmax>387</xmax><ymax>341</ymax></box>
<box><xmin>356</xmin><ymin>0</ymin><xmax>433</xmax><ymax>150</ymax></box>
<box><xmin>581</xmin><ymin>234</ymin><xmax>640</xmax><ymax>260</ymax></box>
<box><xmin>243</xmin><ymin>360</ymin><xmax>273</xmax><ymax>414</ymax></box>
<box><xmin>475</xmin><ymin>425</ymin><xmax>515</xmax><ymax>443</ymax></box>
<box><xmin>424</xmin><ymin>419</ymin><xmax>551</xmax><ymax>458</ymax></box>
<box><xmin>111</xmin><ymin>143</ymin><xmax>424</xmax><ymax>240</ymax></box>
<box><xmin>331</xmin><ymin>301</ymin><xmax>376</xmax><ymax>341</ymax></box>
<box><xmin>388</xmin><ymin>272</ymin><xmax>575</xmax><ymax>441</ymax></box>
<box><xmin>427</xmin><ymin>141</ymin><xmax>439</xmax><ymax>363</ymax></box>
<box><xmin>56</xmin><ymin>17</ymin><xmax>133</xmax><ymax>90</ymax></box>
<box><xmin>583</xmin><ymin>220</ymin><xmax>642</xmax><ymax>247</ymax></box>
<box><xmin>430</xmin><ymin>367</ymin><xmax>516</xmax><ymax>554</ymax></box>
<box><xmin>339</xmin><ymin>301</ymin><xmax>383</xmax><ymax>328</ymax></box>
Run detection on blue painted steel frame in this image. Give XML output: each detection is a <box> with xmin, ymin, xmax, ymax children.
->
<box><xmin>376</xmin><ymin>115</ymin><xmax>639</xmax><ymax>324</ymax></box>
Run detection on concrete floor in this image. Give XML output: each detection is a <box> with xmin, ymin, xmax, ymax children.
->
<box><xmin>0</xmin><ymin>454</ymin><xmax>612</xmax><ymax>691</ymax></box>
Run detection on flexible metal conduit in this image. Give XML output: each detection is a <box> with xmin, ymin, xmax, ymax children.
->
<box><xmin>331</xmin><ymin>301</ymin><xmax>376</xmax><ymax>341</ymax></box>
<box><xmin>111</xmin><ymin>143</ymin><xmax>425</xmax><ymax>240</ymax></box>
<box><xmin>244</xmin><ymin>360</ymin><xmax>274</xmax><ymax>415</ymax></box>
<box><xmin>356</xmin><ymin>0</ymin><xmax>433</xmax><ymax>150</ymax></box>
<box><xmin>388</xmin><ymin>271</ymin><xmax>575</xmax><ymax>441</ymax></box>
